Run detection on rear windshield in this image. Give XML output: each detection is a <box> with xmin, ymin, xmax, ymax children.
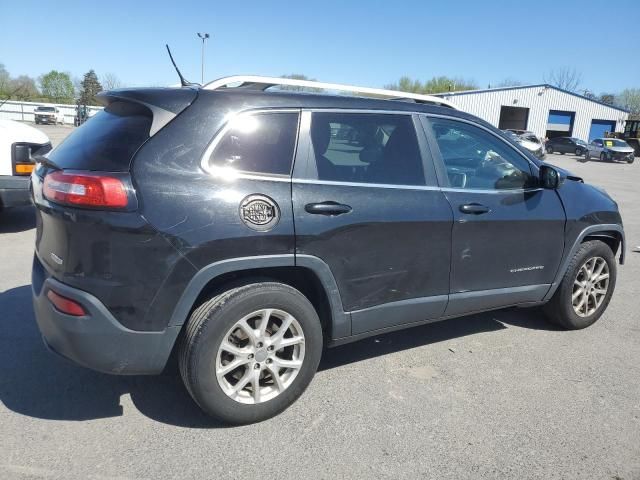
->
<box><xmin>36</xmin><ymin>107</ymin><xmax>55</xmax><ymax>112</ymax></box>
<box><xmin>47</xmin><ymin>102</ymin><xmax>152</xmax><ymax>171</ymax></box>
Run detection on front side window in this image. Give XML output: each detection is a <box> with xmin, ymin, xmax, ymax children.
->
<box><xmin>207</xmin><ymin>112</ymin><xmax>299</xmax><ymax>176</ymax></box>
<box><xmin>593</xmin><ymin>139</ymin><xmax>603</xmax><ymax>146</ymax></box>
<box><xmin>309</xmin><ymin>112</ymin><xmax>425</xmax><ymax>186</ymax></box>
<box><xmin>429</xmin><ymin>118</ymin><xmax>535</xmax><ymax>190</ymax></box>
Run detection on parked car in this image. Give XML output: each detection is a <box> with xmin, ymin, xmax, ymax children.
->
<box><xmin>501</xmin><ymin>130</ymin><xmax>545</xmax><ymax>159</ymax></box>
<box><xmin>31</xmin><ymin>76</ymin><xmax>625</xmax><ymax>424</ymax></box>
<box><xmin>0</xmin><ymin>119</ymin><xmax>51</xmax><ymax>211</ymax></box>
<box><xmin>34</xmin><ymin>105</ymin><xmax>65</xmax><ymax>125</ymax></box>
<box><xmin>584</xmin><ymin>138</ymin><xmax>635</xmax><ymax>163</ymax></box>
<box><xmin>545</xmin><ymin>137</ymin><xmax>589</xmax><ymax>156</ymax></box>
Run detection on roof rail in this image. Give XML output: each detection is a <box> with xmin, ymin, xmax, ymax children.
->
<box><xmin>202</xmin><ymin>75</ymin><xmax>458</xmax><ymax>109</ymax></box>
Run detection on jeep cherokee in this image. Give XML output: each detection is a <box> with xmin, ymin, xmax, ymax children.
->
<box><xmin>31</xmin><ymin>76</ymin><xmax>625</xmax><ymax>424</ymax></box>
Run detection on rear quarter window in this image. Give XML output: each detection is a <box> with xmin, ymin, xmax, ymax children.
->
<box><xmin>47</xmin><ymin>102</ymin><xmax>152</xmax><ymax>171</ymax></box>
<box><xmin>206</xmin><ymin>112</ymin><xmax>299</xmax><ymax>176</ymax></box>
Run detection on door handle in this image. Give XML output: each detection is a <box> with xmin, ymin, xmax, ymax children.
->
<box><xmin>305</xmin><ymin>201</ymin><xmax>352</xmax><ymax>216</ymax></box>
<box><xmin>459</xmin><ymin>203</ymin><xmax>490</xmax><ymax>215</ymax></box>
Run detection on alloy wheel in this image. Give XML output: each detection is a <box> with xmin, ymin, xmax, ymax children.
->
<box><xmin>215</xmin><ymin>308</ymin><xmax>305</xmax><ymax>404</ymax></box>
<box><xmin>572</xmin><ymin>256</ymin><xmax>609</xmax><ymax>317</ymax></box>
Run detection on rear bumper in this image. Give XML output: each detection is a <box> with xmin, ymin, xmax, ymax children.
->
<box><xmin>32</xmin><ymin>255</ymin><xmax>180</xmax><ymax>375</ymax></box>
<box><xmin>0</xmin><ymin>175</ymin><xmax>31</xmax><ymax>208</ymax></box>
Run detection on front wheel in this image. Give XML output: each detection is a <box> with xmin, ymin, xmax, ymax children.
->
<box><xmin>600</xmin><ymin>152</ymin><xmax>608</xmax><ymax>162</ymax></box>
<box><xmin>546</xmin><ymin>146</ymin><xmax>554</xmax><ymax>154</ymax></box>
<box><xmin>543</xmin><ymin>240</ymin><xmax>616</xmax><ymax>329</ymax></box>
<box><xmin>628</xmin><ymin>156</ymin><xmax>635</xmax><ymax>164</ymax></box>
<box><xmin>575</xmin><ymin>147</ymin><xmax>582</xmax><ymax>155</ymax></box>
<box><xmin>179</xmin><ymin>282</ymin><xmax>323</xmax><ymax>425</ymax></box>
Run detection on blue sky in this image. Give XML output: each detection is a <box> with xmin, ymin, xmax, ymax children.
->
<box><xmin>2</xmin><ymin>0</ymin><xmax>638</xmax><ymax>93</ymax></box>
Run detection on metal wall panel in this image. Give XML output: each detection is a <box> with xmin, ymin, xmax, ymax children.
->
<box><xmin>438</xmin><ymin>86</ymin><xmax>629</xmax><ymax>141</ymax></box>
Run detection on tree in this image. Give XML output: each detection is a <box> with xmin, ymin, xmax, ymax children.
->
<box><xmin>616</xmin><ymin>88</ymin><xmax>640</xmax><ymax>114</ymax></box>
<box><xmin>385</xmin><ymin>76</ymin><xmax>477</xmax><ymax>94</ymax></box>
<box><xmin>0</xmin><ymin>63</ymin><xmax>10</xmax><ymax>97</ymax></box>
<box><xmin>10</xmin><ymin>75</ymin><xmax>39</xmax><ymax>100</ymax></box>
<box><xmin>101</xmin><ymin>72</ymin><xmax>123</xmax><ymax>90</ymax></box>
<box><xmin>494</xmin><ymin>78</ymin><xmax>524</xmax><ymax>88</ymax></box>
<box><xmin>278</xmin><ymin>73</ymin><xmax>320</xmax><ymax>92</ymax></box>
<box><xmin>39</xmin><ymin>70</ymin><xmax>75</xmax><ymax>103</ymax></box>
<box><xmin>599</xmin><ymin>93</ymin><xmax>615</xmax><ymax>105</ymax></box>
<box><xmin>543</xmin><ymin>67</ymin><xmax>582</xmax><ymax>92</ymax></box>
<box><xmin>78</xmin><ymin>69</ymin><xmax>103</xmax><ymax>105</ymax></box>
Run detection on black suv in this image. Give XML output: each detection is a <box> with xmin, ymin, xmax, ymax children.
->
<box><xmin>31</xmin><ymin>77</ymin><xmax>625</xmax><ymax>424</ymax></box>
<box><xmin>545</xmin><ymin>136</ymin><xmax>589</xmax><ymax>156</ymax></box>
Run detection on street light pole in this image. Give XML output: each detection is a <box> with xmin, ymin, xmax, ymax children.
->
<box><xmin>197</xmin><ymin>32</ymin><xmax>210</xmax><ymax>84</ymax></box>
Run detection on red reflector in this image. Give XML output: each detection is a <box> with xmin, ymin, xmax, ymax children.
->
<box><xmin>47</xmin><ymin>290</ymin><xmax>87</xmax><ymax>316</ymax></box>
<box><xmin>43</xmin><ymin>171</ymin><xmax>128</xmax><ymax>209</ymax></box>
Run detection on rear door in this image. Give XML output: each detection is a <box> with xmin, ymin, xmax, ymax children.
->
<box><xmin>422</xmin><ymin>115</ymin><xmax>566</xmax><ymax>315</ymax></box>
<box><xmin>292</xmin><ymin>110</ymin><xmax>453</xmax><ymax>337</ymax></box>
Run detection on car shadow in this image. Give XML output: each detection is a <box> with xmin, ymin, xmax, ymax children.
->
<box><xmin>0</xmin><ymin>206</ymin><xmax>36</xmax><ymax>234</ymax></box>
<box><xmin>0</xmin><ymin>284</ymin><xmax>558</xmax><ymax>428</ymax></box>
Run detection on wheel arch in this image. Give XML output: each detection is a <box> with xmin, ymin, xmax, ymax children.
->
<box><xmin>543</xmin><ymin>224</ymin><xmax>625</xmax><ymax>302</ymax></box>
<box><xmin>168</xmin><ymin>255</ymin><xmax>350</xmax><ymax>341</ymax></box>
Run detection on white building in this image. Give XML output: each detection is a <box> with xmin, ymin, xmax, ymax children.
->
<box><xmin>435</xmin><ymin>84</ymin><xmax>629</xmax><ymax>142</ymax></box>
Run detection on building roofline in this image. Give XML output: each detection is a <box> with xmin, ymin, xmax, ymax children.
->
<box><xmin>434</xmin><ymin>83</ymin><xmax>630</xmax><ymax>113</ymax></box>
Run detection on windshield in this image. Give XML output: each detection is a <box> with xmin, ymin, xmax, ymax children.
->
<box><xmin>573</xmin><ymin>138</ymin><xmax>587</xmax><ymax>146</ymax></box>
<box><xmin>603</xmin><ymin>139</ymin><xmax>629</xmax><ymax>148</ymax></box>
<box><xmin>36</xmin><ymin>107</ymin><xmax>55</xmax><ymax>112</ymax></box>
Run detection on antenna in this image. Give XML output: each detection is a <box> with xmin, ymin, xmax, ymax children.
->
<box><xmin>165</xmin><ymin>44</ymin><xmax>198</xmax><ymax>87</ymax></box>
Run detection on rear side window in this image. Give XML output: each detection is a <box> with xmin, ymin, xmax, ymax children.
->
<box><xmin>48</xmin><ymin>102</ymin><xmax>151</xmax><ymax>171</ymax></box>
<box><xmin>310</xmin><ymin>112</ymin><xmax>425</xmax><ymax>186</ymax></box>
<box><xmin>207</xmin><ymin>112</ymin><xmax>299</xmax><ymax>176</ymax></box>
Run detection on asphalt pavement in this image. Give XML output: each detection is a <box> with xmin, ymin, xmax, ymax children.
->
<box><xmin>1</xmin><ymin>125</ymin><xmax>639</xmax><ymax>479</ymax></box>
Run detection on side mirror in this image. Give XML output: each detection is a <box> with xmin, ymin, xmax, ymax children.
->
<box><xmin>539</xmin><ymin>165</ymin><xmax>560</xmax><ymax>189</ymax></box>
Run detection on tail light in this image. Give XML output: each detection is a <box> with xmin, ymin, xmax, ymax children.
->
<box><xmin>47</xmin><ymin>289</ymin><xmax>87</xmax><ymax>316</ymax></box>
<box><xmin>43</xmin><ymin>171</ymin><xmax>131</xmax><ymax>209</ymax></box>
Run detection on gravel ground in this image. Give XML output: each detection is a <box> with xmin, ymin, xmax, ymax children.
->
<box><xmin>1</xmin><ymin>127</ymin><xmax>639</xmax><ymax>480</ymax></box>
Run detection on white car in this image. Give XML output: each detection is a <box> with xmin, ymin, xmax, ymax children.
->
<box><xmin>0</xmin><ymin>119</ymin><xmax>51</xmax><ymax>210</ymax></box>
<box><xmin>34</xmin><ymin>105</ymin><xmax>66</xmax><ymax>125</ymax></box>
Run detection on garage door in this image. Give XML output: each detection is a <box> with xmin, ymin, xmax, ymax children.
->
<box><xmin>498</xmin><ymin>106</ymin><xmax>529</xmax><ymax>131</ymax></box>
<box><xmin>589</xmin><ymin>120</ymin><xmax>616</xmax><ymax>141</ymax></box>
<box><xmin>546</xmin><ymin>110</ymin><xmax>575</xmax><ymax>139</ymax></box>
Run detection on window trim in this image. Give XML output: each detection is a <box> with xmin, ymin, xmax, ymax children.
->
<box><xmin>200</xmin><ymin>108</ymin><xmax>301</xmax><ymax>178</ymax></box>
<box><xmin>293</xmin><ymin>108</ymin><xmax>435</xmax><ymax>188</ymax></box>
<box><xmin>420</xmin><ymin>114</ymin><xmax>541</xmax><ymax>192</ymax></box>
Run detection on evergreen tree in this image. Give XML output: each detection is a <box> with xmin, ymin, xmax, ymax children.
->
<box><xmin>78</xmin><ymin>69</ymin><xmax>103</xmax><ymax>105</ymax></box>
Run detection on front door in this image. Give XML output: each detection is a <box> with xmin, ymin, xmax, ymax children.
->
<box><xmin>292</xmin><ymin>110</ymin><xmax>453</xmax><ymax>336</ymax></box>
<box><xmin>422</xmin><ymin>116</ymin><xmax>566</xmax><ymax>316</ymax></box>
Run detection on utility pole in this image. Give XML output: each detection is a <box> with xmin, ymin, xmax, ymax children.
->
<box><xmin>197</xmin><ymin>32</ymin><xmax>210</xmax><ymax>84</ymax></box>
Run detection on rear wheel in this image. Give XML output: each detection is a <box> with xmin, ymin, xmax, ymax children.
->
<box><xmin>179</xmin><ymin>282</ymin><xmax>323</xmax><ymax>425</ymax></box>
<box><xmin>543</xmin><ymin>240</ymin><xmax>616</xmax><ymax>329</ymax></box>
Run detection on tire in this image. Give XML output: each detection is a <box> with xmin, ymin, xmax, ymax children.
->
<box><xmin>179</xmin><ymin>282</ymin><xmax>323</xmax><ymax>425</ymax></box>
<box><xmin>628</xmin><ymin>156</ymin><xmax>635</xmax><ymax>164</ymax></box>
<box><xmin>600</xmin><ymin>152</ymin><xmax>608</xmax><ymax>162</ymax></box>
<box><xmin>579</xmin><ymin>154</ymin><xmax>588</xmax><ymax>163</ymax></box>
<box><xmin>546</xmin><ymin>146</ymin><xmax>553</xmax><ymax>154</ymax></box>
<box><xmin>575</xmin><ymin>147</ymin><xmax>582</xmax><ymax>155</ymax></box>
<box><xmin>543</xmin><ymin>240</ymin><xmax>616</xmax><ymax>330</ymax></box>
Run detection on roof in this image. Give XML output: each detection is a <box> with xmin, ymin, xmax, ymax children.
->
<box><xmin>434</xmin><ymin>83</ymin><xmax>630</xmax><ymax>113</ymax></box>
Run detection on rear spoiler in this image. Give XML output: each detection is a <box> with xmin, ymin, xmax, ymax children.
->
<box><xmin>96</xmin><ymin>88</ymin><xmax>197</xmax><ymax>136</ymax></box>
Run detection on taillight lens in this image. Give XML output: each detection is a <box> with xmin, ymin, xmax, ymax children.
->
<box><xmin>43</xmin><ymin>171</ymin><xmax>129</xmax><ymax>209</ymax></box>
<box><xmin>47</xmin><ymin>290</ymin><xmax>87</xmax><ymax>316</ymax></box>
